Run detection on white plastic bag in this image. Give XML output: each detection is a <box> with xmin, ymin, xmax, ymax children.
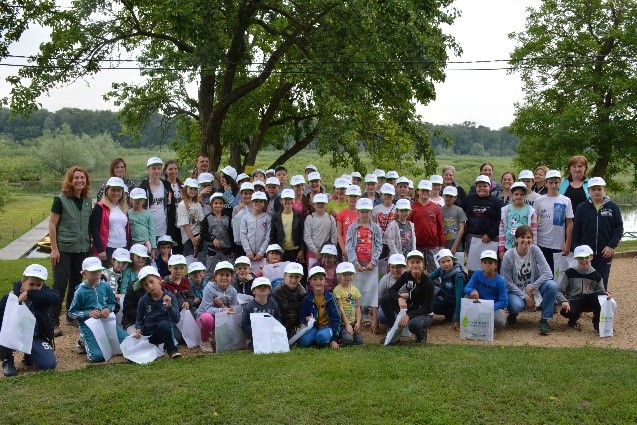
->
<box><xmin>250</xmin><ymin>313</ymin><xmax>290</xmax><ymax>354</ymax></box>
<box><xmin>0</xmin><ymin>293</ymin><xmax>36</xmax><ymax>354</ymax></box>
<box><xmin>215</xmin><ymin>305</ymin><xmax>246</xmax><ymax>353</ymax></box>
<box><xmin>120</xmin><ymin>336</ymin><xmax>165</xmax><ymax>364</ymax></box>
<box><xmin>466</xmin><ymin>238</ymin><xmax>498</xmax><ymax>271</ymax></box>
<box><xmin>288</xmin><ymin>319</ymin><xmax>315</xmax><ymax>346</ymax></box>
<box><xmin>176</xmin><ymin>309</ymin><xmax>201</xmax><ymax>349</ymax></box>
<box><xmin>459</xmin><ymin>298</ymin><xmax>494</xmax><ymax>342</ymax></box>
<box><xmin>384</xmin><ymin>309</ymin><xmax>407</xmax><ymax>346</ymax></box>
<box><xmin>553</xmin><ymin>253</ymin><xmax>577</xmax><ymax>280</ymax></box>
<box><xmin>598</xmin><ymin>295</ymin><xmax>617</xmax><ymax>338</ymax></box>
<box><xmin>85</xmin><ymin>313</ymin><xmax>122</xmax><ymax>361</ymax></box>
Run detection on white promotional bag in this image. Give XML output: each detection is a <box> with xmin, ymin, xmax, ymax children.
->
<box><xmin>176</xmin><ymin>309</ymin><xmax>201</xmax><ymax>349</ymax></box>
<box><xmin>598</xmin><ymin>295</ymin><xmax>617</xmax><ymax>338</ymax></box>
<box><xmin>0</xmin><ymin>293</ymin><xmax>36</xmax><ymax>354</ymax></box>
<box><xmin>120</xmin><ymin>336</ymin><xmax>165</xmax><ymax>364</ymax></box>
<box><xmin>250</xmin><ymin>313</ymin><xmax>290</xmax><ymax>354</ymax></box>
<box><xmin>459</xmin><ymin>298</ymin><xmax>494</xmax><ymax>342</ymax></box>
<box><xmin>215</xmin><ymin>305</ymin><xmax>246</xmax><ymax>353</ymax></box>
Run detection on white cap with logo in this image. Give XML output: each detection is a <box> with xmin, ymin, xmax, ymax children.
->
<box><xmin>23</xmin><ymin>264</ymin><xmax>48</xmax><ymax>281</ymax></box>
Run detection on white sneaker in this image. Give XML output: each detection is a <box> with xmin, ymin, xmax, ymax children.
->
<box><xmin>200</xmin><ymin>340</ymin><xmax>214</xmax><ymax>353</ymax></box>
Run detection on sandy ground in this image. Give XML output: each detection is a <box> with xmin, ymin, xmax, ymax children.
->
<box><xmin>6</xmin><ymin>256</ymin><xmax>637</xmax><ymax>376</ymax></box>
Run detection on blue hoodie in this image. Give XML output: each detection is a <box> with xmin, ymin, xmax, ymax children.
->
<box><xmin>572</xmin><ymin>197</ymin><xmax>623</xmax><ymax>255</ymax></box>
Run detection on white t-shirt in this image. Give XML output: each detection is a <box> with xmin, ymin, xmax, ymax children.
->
<box><xmin>534</xmin><ymin>194</ymin><xmax>574</xmax><ymax>250</ymax></box>
<box><xmin>107</xmin><ymin>205</ymin><xmax>128</xmax><ymax>248</ymax></box>
<box><xmin>177</xmin><ymin>201</ymin><xmax>205</xmax><ymax>243</ymax></box>
<box><xmin>149</xmin><ymin>183</ymin><xmax>167</xmax><ymax>237</ymax></box>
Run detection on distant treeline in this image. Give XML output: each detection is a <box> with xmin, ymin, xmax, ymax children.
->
<box><xmin>429</xmin><ymin>121</ymin><xmax>520</xmax><ymax>157</ymax></box>
<box><xmin>0</xmin><ymin>108</ymin><xmax>176</xmax><ymax>148</ymax></box>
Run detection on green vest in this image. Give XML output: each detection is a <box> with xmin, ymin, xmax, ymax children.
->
<box><xmin>56</xmin><ymin>194</ymin><xmax>92</xmax><ymax>253</ymax></box>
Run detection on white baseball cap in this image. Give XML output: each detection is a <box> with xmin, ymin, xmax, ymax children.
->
<box><xmin>396</xmin><ymin>176</ymin><xmax>410</xmax><ymax>186</ymax></box>
<box><xmin>112</xmin><ymin>248</ymin><xmax>132</xmax><ymax>263</ymax></box>
<box><xmin>105</xmin><ymin>177</ymin><xmax>126</xmax><ymax>189</ymax></box>
<box><xmin>210</xmin><ymin>192</ymin><xmax>225</xmax><ymax>202</ymax></box>
<box><xmin>573</xmin><ymin>245</ymin><xmax>594</xmax><ymax>258</ymax></box>
<box><xmin>588</xmin><ymin>177</ymin><xmax>606</xmax><ymax>187</ymax></box>
<box><xmin>356</xmin><ymin>198</ymin><xmax>373</xmax><ymax>210</ymax></box>
<box><xmin>237</xmin><ymin>173</ymin><xmax>250</xmax><ymax>182</ymax></box>
<box><xmin>545</xmin><ymin>170</ymin><xmax>561</xmax><ymax>180</ymax></box>
<box><xmin>168</xmin><ymin>254</ymin><xmax>187</xmax><ymax>266</ymax></box>
<box><xmin>305</xmin><ymin>164</ymin><xmax>318</xmax><ymax>172</ymax></box>
<box><xmin>280</xmin><ymin>188</ymin><xmax>295</xmax><ymax>199</ymax></box>
<box><xmin>336</xmin><ymin>262</ymin><xmax>356</xmax><ymax>274</ymax></box>
<box><xmin>221</xmin><ymin>165</ymin><xmax>238</xmax><ymax>181</ymax></box>
<box><xmin>480</xmin><ymin>250</ymin><xmax>498</xmax><ymax>261</ymax></box>
<box><xmin>435</xmin><ymin>249</ymin><xmax>454</xmax><ymax>263</ymax></box>
<box><xmin>345</xmin><ymin>185</ymin><xmax>362</xmax><ymax>196</ymax></box>
<box><xmin>198</xmin><ymin>172</ymin><xmax>214</xmax><ymax>184</ymax></box>
<box><xmin>251</xmin><ymin>191</ymin><xmax>267</xmax><ymax>201</ymax></box>
<box><xmin>364</xmin><ymin>174</ymin><xmax>378</xmax><ymax>183</ymax></box>
<box><xmin>475</xmin><ymin>175</ymin><xmax>491</xmax><ymax>185</ymax></box>
<box><xmin>408</xmin><ymin>179</ymin><xmax>414</xmax><ymax>189</ymax></box>
<box><xmin>146</xmin><ymin>157</ymin><xmax>163</xmax><ymax>167</ymax></box>
<box><xmin>341</xmin><ymin>174</ymin><xmax>353</xmax><ymax>184</ymax></box>
<box><xmin>418</xmin><ymin>180</ymin><xmax>432</xmax><ymax>191</ymax></box>
<box><xmin>252</xmin><ymin>169</ymin><xmax>266</xmax><ymax>177</ymax></box>
<box><xmin>253</xmin><ymin>180</ymin><xmax>265</xmax><ymax>188</ymax></box>
<box><xmin>308</xmin><ymin>171</ymin><xmax>321</xmax><ymax>181</ymax></box>
<box><xmin>130</xmin><ymin>243</ymin><xmax>150</xmax><ymax>258</ymax></box>
<box><xmin>157</xmin><ymin>235</ymin><xmax>177</xmax><ymax>247</ymax></box>
<box><xmin>334</xmin><ymin>178</ymin><xmax>349</xmax><ymax>189</ymax></box>
<box><xmin>214</xmin><ymin>261</ymin><xmax>235</xmax><ymax>273</ymax></box>
<box><xmin>251</xmin><ymin>277</ymin><xmax>272</xmax><ymax>290</ymax></box>
<box><xmin>380</xmin><ymin>183</ymin><xmax>396</xmax><ymax>195</ymax></box>
<box><xmin>265</xmin><ymin>169</ymin><xmax>276</xmax><ymax>176</ymax></box>
<box><xmin>442</xmin><ymin>186</ymin><xmax>458</xmax><ymax>197</ymax></box>
<box><xmin>130</xmin><ymin>188</ymin><xmax>147</xmax><ymax>200</ymax></box>
<box><xmin>313</xmin><ymin>193</ymin><xmax>328</xmax><ymax>204</ymax></box>
<box><xmin>373</xmin><ymin>169</ymin><xmax>386</xmax><ymax>178</ymax></box>
<box><xmin>430</xmin><ymin>175</ymin><xmax>443</xmax><ymax>185</ymax></box>
<box><xmin>388</xmin><ymin>254</ymin><xmax>407</xmax><ymax>266</ymax></box>
<box><xmin>284</xmin><ymin>262</ymin><xmax>304</xmax><ymax>275</ymax></box>
<box><xmin>187</xmin><ymin>262</ymin><xmax>206</xmax><ymax>274</ymax></box>
<box><xmin>240</xmin><ymin>182</ymin><xmax>255</xmax><ymax>192</ymax></box>
<box><xmin>386</xmin><ymin>171</ymin><xmax>399</xmax><ymax>179</ymax></box>
<box><xmin>395</xmin><ymin>199</ymin><xmax>412</xmax><ymax>210</ymax></box>
<box><xmin>23</xmin><ymin>264</ymin><xmax>48</xmax><ymax>281</ymax></box>
<box><xmin>510</xmin><ymin>182</ymin><xmax>528</xmax><ymax>194</ymax></box>
<box><xmin>138</xmin><ymin>265</ymin><xmax>160</xmax><ymax>283</ymax></box>
<box><xmin>234</xmin><ymin>256</ymin><xmax>251</xmax><ymax>267</ymax></box>
<box><xmin>518</xmin><ymin>170</ymin><xmax>534</xmax><ymax>180</ymax></box>
<box><xmin>350</xmin><ymin>171</ymin><xmax>362</xmax><ymax>179</ymax></box>
<box><xmin>82</xmin><ymin>257</ymin><xmax>105</xmax><ymax>272</ymax></box>
<box><xmin>266</xmin><ymin>244</ymin><xmax>284</xmax><ymax>254</ymax></box>
<box><xmin>290</xmin><ymin>175</ymin><xmax>305</xmax><ymax>186</ymax></box>
<box><xmin>406</xmin><ymin>250</ymin><xmax>424</xmax><ymax>261</ymax></box>
<box><xmin>320</xmin><ymin>244</ymin><xmax>338</xmax><ymax>256</ymax></box>
<box><xmin>308</xmin><ymin>266</ymin><xmax>327</xmax><ymax>278</ymax></box>
<box><xmin>183</xmin><ymin>178</ymin><xmax>199</xmax><ymax>188</ymax></box>
<box><xmin>266</xmin><ymin>177</ymin><xmax>281</xmax><ymax>186</ymax></box>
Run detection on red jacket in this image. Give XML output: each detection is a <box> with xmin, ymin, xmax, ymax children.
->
<box><xmin>410</xmin><ymin>201</ymin><xmax>445</xmax><ymax>249</ymax></box>
<box><xmin>89</xmin><ymin>201</ymin><xmax>131</xmax><ymax>254</ymax></box>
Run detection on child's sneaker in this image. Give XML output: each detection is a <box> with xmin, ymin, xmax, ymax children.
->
<box><xmin>506</xmin><ymin>313</ymin><xmax>518</xmax><ymax>325</ymax></box>
<box><xmin>538</xmin><ymin>319</ymin><xmax>549</xmax><ymax>335</ymax></box>
<box><xmin>415</xmin><ymin>333</ymin><xmax>427</xmax><ymax>345</ymax></box>
<box><xmin>75</xmin><ymin>339</ymin><xmax>86</xmax><ymax>354</ymax></box>
<box><xmin>168</xmin><ymin>349</ymin><xmax>182</xmax><ymax>359</ymax></box>
<box><xmin>200</xmin><ymin>340</ymin><xmax>214</xmax><ymax>353</ymax></box>
<box><xmin>2</xmin><ymin>359</ymin><xmax>17</xmax><ymax>377</ymax></box>
<box><xmin>22</xmin><ymin>354</ymin><xmax>33</xmax><ymax>367</ymax></box>
<box><xmin>567</xmin><ymin>320</ymin><xmax>581</xmax><ymax>331</ymax></box>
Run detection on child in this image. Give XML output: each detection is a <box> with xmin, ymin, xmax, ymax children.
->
<box><xmin>346</xmin><ymin>198</ymin><xmax>383</xmax><ymax>326</ymax></box>
<box><xmin>232</xmin><ymin>182</ymin><xmax>254</xmax><ymax>258</ymax></box>
<box><xmin>132</xmin><ymin>266</ymin><xmax>182</xmax><ymax>358</ymax></box>
<box><xmin>312</xmin><ymin>244</ymin><xmax>339</xmax><ymax>292</ymax></box>
<box><xmin>372</xmin><ymin>183</ymin><xmax>396</xmax><ymax>259</ymax></box>
<box><xmin>533</xmin><ymin>169</ymin><xmax>574</xmax><ymax>273</ymax></box>
<box><xmin>265</xmin><ymin>177</ymin><xmax>281</xmax><ymax>216</ymax></box>
<box><xmin>120</xmin><ymin>245</ymin><xmax>151</xmax><ymax>333</ymax></box>
<box><xmin>232</xmin><ymin>256</ymin><xmax>256</xmax><ymax>295</ymax></box>
<box><xmin>376</xmin><ymin>254</ymin><xmax>406</xmax><ymax>332</ymax></box>
<box><xmin>379</xmin><ymin>250</ymin><xmax>435</xmax><ymax>344</ymax></box>
<box><xmin>441</xmin><ymin>186</ymin><xmax>467</xmax><ymax>254</ymax></box>
<box><xmin>196</xmin><ymin>261</ymin><xmax>239</xmax><ymax>352</ymax></box>
<box><xmin>430</xmin><ymin>249</ymin><xmax>467</xmax><ymax>330</ymax></box>
<box><xmin>185</xmin><ymin>262</ymin><xmax>207</xmax><ymax>318</ymax></box>
<box><xmin>363</xmin><ymin>174</ymin><xmax>381</xmax><ymax>206</ymax></box>
<box><xmin>385</xmin><ymin>199</ymin><xmax>416</xmax><ymax>258</ymax></box>
<box><xmin>240</xmin><ymin>191</ymin><xmax>272</xmax><ymax>271</ymax></box>
<box><xmin>201</xmin><ymin>192</ymin><xmax>232</xmax><ymax>277</ymax></box>
<box><xmin>1</xmin><ymin>264</ymin><xmax>59</xmax><ymax>377</ymax></box>
<box><xmin>68</xmin><ymin>257</ymin><xmax>128</xmax><ymax>362</ymax></box>
<box><xmin>162</xmin><ymin>254</ymin><xmax>191</xmax><ymax>308</ymax></box>
<box><xmin>337</xmin><ymin>185</ymin><xmax>361</xmax><ymax>261</ymax></box>
<box><xmin>518</xmin><ymin>170</ymin><xmax>541</xmax><ymax>207</ymax></box>
<box><xmin>241</xmin><ymin>277</ymin><xmax>281</xmax><ymax>344</ymax></box>
<box><xmin>272</xmin><ymin>262</ymin><xmax>306</xmax><ymax>338</ymax></box>
<box><xmin>411</xmin><ymin>180</ymin><xmax>445</xmax><ymax>273</ymax></box>
<box><xmin>102</xmin><ymin>247</ymin><xmax>131</xmax><ymax>298</ymax></box>
<box><xmin>270</xmin><ymin>188</ymin><xmax>305</xmax><ymax>262</ymax></box>
<box><xmin>128</xmin><ymin>188</ymin><xmax>157</xmax><ymax>258</ymax></box>
<box><xmin>396</xmin><ymin>177</ymin><xmax>411</xmax><ymax>201</ymax></box>
<box><xmin>333</xmin><ymin>262</ymin><xmax>363</xmax><ymax>345</ymax></box>
<box><xmin>298</xmin><ymin>267</ymin><xmax>341</xmax><ymax>349</ymax></box>
<box><xmin>498</xmin><ymin>182</ymin><xmax>537</xmax><ymax>259</ymax></box>
<box><xmin>557</xmin><ymin>245</ymin><xmax>610</xmax><ymax>331</ymax></box>
<box><xmin>572</xmin><ymin>177</ymin><xmax>623</xmax><ymax>290</ymax></box>
<box><xmin>177</xmin><ymin>178</ymin><xmax>205</xmax><ymax>263</ymax></box>
<box><xmin>154</xmin><ymin>235</ymin><xmax>176</xmax><ymax>277</ymax></box>
<box><xmin>303</xmin><ymin>193</ymin><xmax>337</xmax><ymax>268</ymax></box>
<box><xmin>326</xmin><ymin>178</ymin><xmax>348</xmax><ymax>217</ymax></box>
<box><xmin>429</xmin><ymin>175</ymin><xmax>445</xmax><ymax>206</ymax></box>
<box><xmin>259</xmin><ymin>244</ymin><xmax>289</xmax><ymax>289</ymax></box>
<box><xmin>463</xmin><ymin>250</ymin><xmax>508</xmax><ymax>329</ymax></box>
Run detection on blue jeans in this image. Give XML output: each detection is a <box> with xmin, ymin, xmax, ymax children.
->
<box><xmin>147</xmin><ymin>319</ymin><xmax>178</xmax><ymax>352</ymax></box>
<box><xmin>298</xmin><ymin>326</ymin><xmax>333</xmax><ymax>348</ymax></box>
<box><xmin>1</xmin><ymin>337</ymin><xmax>57</xmax><ymax>371</ymax></box>
<box><xmin>507</xmin><ymin>280</ymin><xmax>557</xmax><ymax>320</ymax></box>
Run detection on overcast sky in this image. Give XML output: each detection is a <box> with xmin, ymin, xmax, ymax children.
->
<box><xmin>1</xmin><ymin>0</ymin><xmax>540</xmax><ymax>129</ymax></box>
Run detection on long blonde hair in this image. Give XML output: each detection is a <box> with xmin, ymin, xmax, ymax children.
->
<box><xmin>102</xmin><ymin>185</ymin><xmax>128</xmax><ymax>213</ymax></box>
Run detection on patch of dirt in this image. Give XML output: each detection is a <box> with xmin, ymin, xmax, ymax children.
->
<box><xmin>6</xmin><ymin>257</ymin><xmax>636</xmax><ymax>376</ymax></box>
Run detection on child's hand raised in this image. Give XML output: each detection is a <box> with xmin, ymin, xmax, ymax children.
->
<box><xmin>163</xmin><ymin>295</ymin><xmax>172</xmax><ymax>307</ymax></box>
<box><xmin>181</xmin><ymin>301</ymin><xmax>190</xmax><ymax>310</ymax></box>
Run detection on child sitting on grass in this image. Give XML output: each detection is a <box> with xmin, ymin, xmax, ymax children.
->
<box><xmin>197</xmin><ymin>261</ymin><xmax>239</xmax><ymax>352</ymax></box>
<box><xmin>128</xmin><ymin>188</ymin><xmax>156</xmax><ymax>258</ymax></box>
<box><xmin>298</xmin><ymin>267</ymin><xmax>341</xmax><ymax>349</ymax></box>
<box><xmin>312</xmin><ymin>244</ymin><xmax>339</xmax><ymax>292</ymax></box>
<box><xmin>272</xmin><ymin>262</ymin><xmax>306</xmax><ymax>338</ymax></box>
<box><xmin>430</xmin><ymin>249</ymin><xmax>467</xmax><ymax>331</ymax></box>
<box><xmin>333</xmin><ymin>262</ymin><xmax>363</xmax><ymax>346</ymax></box>
<box><xmin>259</xmin><ymin>244</ymin><xmax>289</xmax><ymax>289</ymax></box>
<box><xmin>242</xmin><ymin>277</ymin><xmax>281</xmax><ymax>344</ymax></box>
<box><xmin>1</xmin><ymin>264</ymin><xmax>59</xmax><ymax>377</ymax></box>
<box><xmin>120</xmin><ymin>243</ymin><xmax>149</xmax><ymax>295</ymax></box>
<box><xmin>376</xmin><ymin>254</ymin><xmax>406</xmax><ymax>333</ymax></box>
<box><xmin>132</xmin><ymin>266</ymin><xmax>182</xmax><ymax>359</ymax></box>
<box><xmin>185</xmin><ymin>262</ymin><xmax>207</xmax><ymax>318</ymax></box>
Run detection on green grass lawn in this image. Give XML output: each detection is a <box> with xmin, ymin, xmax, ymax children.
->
<box><xmin>0</xmin><ymin>195</ymin><xmax>52</xmax><ymax>249</ymax></box>
<box><xmin>0</xmin><ymin>345</ymin><xmax>635</xmax><ymax>424</ymax></box>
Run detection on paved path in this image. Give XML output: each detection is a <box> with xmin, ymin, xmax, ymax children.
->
<box><xmin>0</xmin><ymin>217</ymin><xmax>49</xmax><ymax>260</ymax></box>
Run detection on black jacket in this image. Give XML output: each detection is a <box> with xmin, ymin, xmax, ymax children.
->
<box><xmin>387</xmin><ymin>272</ymin><xmax>435</xmax><ymax>318</ymax></box>
<box><xmin>122</xmin><ymin>279</ymin><xmax>146</xmax><ymax>329</ymax></box>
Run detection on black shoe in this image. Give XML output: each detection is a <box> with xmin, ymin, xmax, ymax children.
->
<box><xmin>415</xmin><ymin>334</ymin><xmax>427</xmax><ymax>344</ymax></box>
<box><xmin>567</xmin><ymin>321</ymin><xmax>581</xmax><ymax>331</ymax></box>
<box><xmin>538</xmin><ymin>319</ymin><xmax>549</xmax><ymax>336</ymax></box>
<box><xmin>506</xmin><ymin>313</ymin><xmax>518</xmax><ymax>325</ymax></box>
<box><xmin>3</xmin><ymin>360</ymin><xmax>17</xmax><ymax>377</ymax></box>
<box><xmin>593</xmin><ymin>320</ymin><xmax>600</xmax><ymax>332</ymax></box>
<box><xmin>22</xmin><ymin>355</ymin><xmax>33</xmax><ymax>367</ymax></box>
<box><xmin>167</xmin><ymin>349</ymin><xmax>182</xmax><ymax>359</ymax></box>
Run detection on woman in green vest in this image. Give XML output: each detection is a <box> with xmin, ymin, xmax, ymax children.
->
<box><xmin>48</xmin><ymin>166</ymin><xmax>92</xmax><ymax>337</ymax></box>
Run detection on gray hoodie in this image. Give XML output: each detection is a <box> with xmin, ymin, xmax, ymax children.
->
<box><xmin>556</xmin><ymin>265</ymin><xmax>605</xmax><ymax>303</ymax></box>
<box><xmin>303</xmin><ymin>212</ymin><xmax>337</xmax><ymax>254</ymax></box>
<box><xmin>197</xmin><ymin>281</ymin><xmax>239</xmax><ymax>316</ymax></box>
<box><xmin>240</xmin><ymin>212</ymin><xmax>271</xmax><ymax>257</ymax></box>
<box><xmin>501</xmin><ymin>245</ymin><xmax>553</xmax><ymax>299</ymax></box>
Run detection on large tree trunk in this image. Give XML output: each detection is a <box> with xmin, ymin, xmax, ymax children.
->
<box><xmin>199</xmin><ymin>71</ymin><xmax>223</xmax><ymax>170</ymax></box>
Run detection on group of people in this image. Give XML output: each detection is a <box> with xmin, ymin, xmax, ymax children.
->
<box><xmin>0</xmin><ymin>153</ymin><xmax>624</xmax><ymax>376</ymax></box>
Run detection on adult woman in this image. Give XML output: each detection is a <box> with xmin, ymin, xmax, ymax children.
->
<box><xmin>559</xmin><ymin>155</ymin><xmax>590</xmax><ymax>213</ymax></box>
<box><xmin>48</xmin><ymin>166</ymin><xmax>93</xmax><ymax>336</ymax></box>
<box><xmin>163</xmin><ymin>160</ymin><xmax>183</xmax><ymax>204</ymax></box>
<box><xmin>441</xmin><ymin>165</ymin><xmax>466</xmax><ymax>205</ymax></box>
<box><xmin>468</xmin><ymin>163</ymin><xmax>502</xmax><ymax>196</ymax></box>
<box><xmin>497</xmin><ymin>172</ymin><xmax>516</xmax><ymax>206</ymax></box>
<box><xmin>89</xmin><ymin>177</ymin><xmax>131</xmax><ymax>267</ymax></box>
<box><xmin>500</xmin><ymin>225</ymin><xmax>557</xmax><ymax>335</ymax></box>
<box><xmin>95</xmin><ymin>158</ymin><xmax>136</xmax><ymax>202</ymax></box>
<box><xmin>532</xmin><ymin>166</ymin><xmax>549</xmax><ymax>195</ymax></box>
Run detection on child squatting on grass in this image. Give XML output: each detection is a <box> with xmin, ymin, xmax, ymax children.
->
<box><xmin>241</xmin><ymin>277</ymin><xmax>281</xmax><ymax>345</ymax></box>
<box><xmin>298</xmin><ymin>266</ymin><xmax>342</xmax><ymax>349</ymax></box>
<box><xmin>463</xmin><ymin>250</ymin><xmax>508</xmax><ymax>330</ymax></box>
<box><xmin>272</xmin><ymin>262</ymin><xmax>306</xmax><ymax>339</ymax></box>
